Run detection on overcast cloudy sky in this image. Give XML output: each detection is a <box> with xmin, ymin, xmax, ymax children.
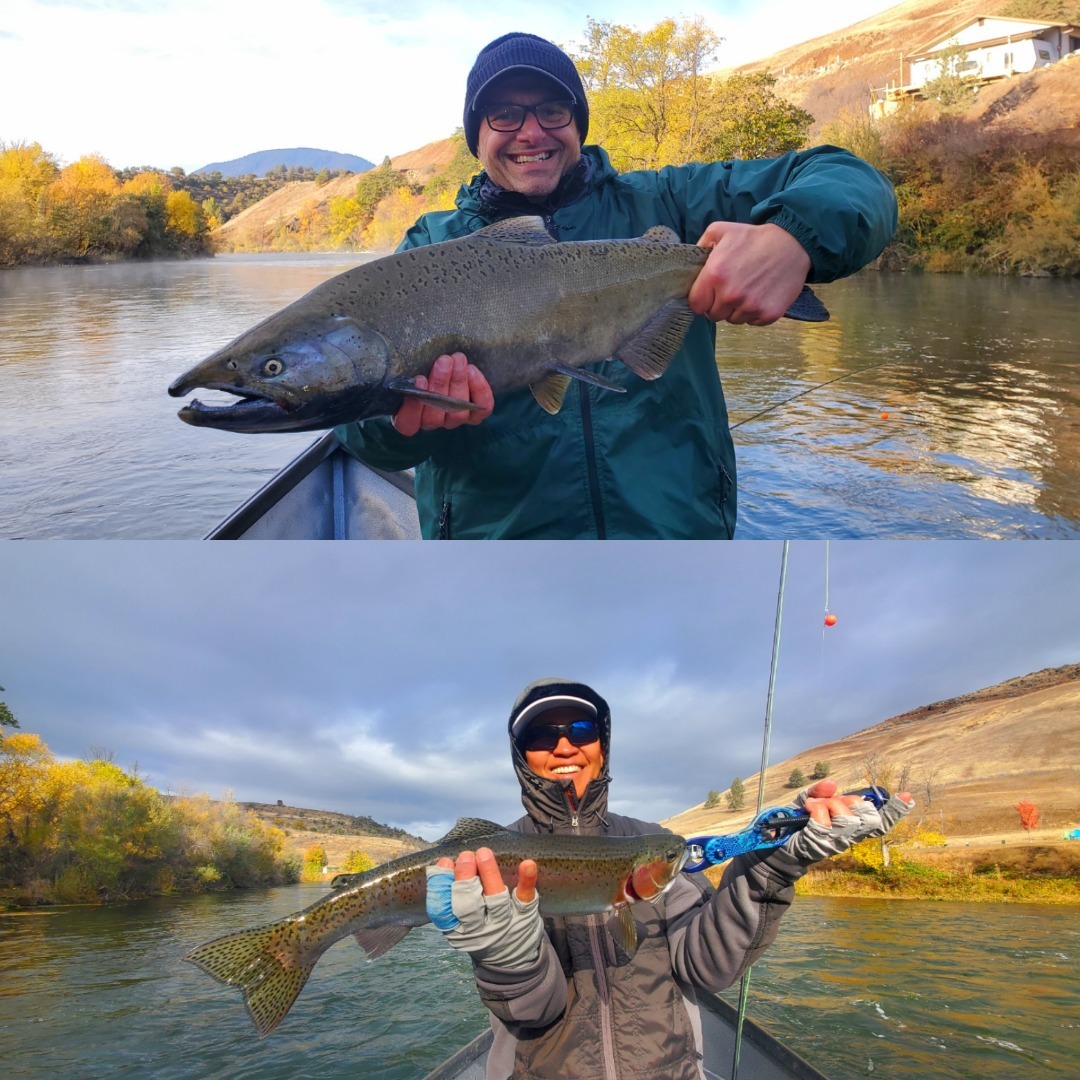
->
<box><xmin>2</xmin><ymin>541</ymin><xmax>1076</xmax><ymax>841</ymax></box>
<box><xmin>2</xmin><ymin>0</ymin><xmax>901</xmax><ymax>172</ymax></box>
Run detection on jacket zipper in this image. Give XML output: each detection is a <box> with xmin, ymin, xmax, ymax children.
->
<box><xmin>579</xmin><ymin>382</ymin><xmax>607</xmax><ymax>539</ymax></box>
<box><xmin>539</xmin><ymin>214</ymin><xmax>606</xmax><ymax>540</ymax></box>
<box><xmin>589</xmin><ymin>916</ymin><xmax>619</xmax><ymax>1078</ymax></box>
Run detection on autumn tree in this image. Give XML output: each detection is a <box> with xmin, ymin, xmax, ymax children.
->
<box><xmin>0</xmin><ymin>142</ymin><xmax>60</xmax><ymax>263</ymax></box>
<box><xmin>726</xmin><ymin>777</ymin><xmax>745</xmax><ymax>811</ymax></box>
<box><xmin>342</xmin><ymin>850</ymin><xmax>375</xmax><ymax>874</ymax></box>
<box><xmin>575</xmin><ymin>16</ymin><xmax>721</xmax><ymax>170</ymax></box>
<box><xmin>303</xmin><ymin>844</ymin><xmax>327</xmax><ymax>880</ymax></box>
<box><xmin>45</xmin><ymin>154</ymin><xmax>121</xmax><ymax>258</ymax></box>
<box><xmin>1016</xmin><ymin>800</ymin><xmax>1040</xmax><ymax>837</ymax></box>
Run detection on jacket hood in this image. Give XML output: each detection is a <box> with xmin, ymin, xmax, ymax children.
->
<box><xmin>508</xmin><ymin>677</ymin><xmax>611</xmax><ymax>831</ymax></box>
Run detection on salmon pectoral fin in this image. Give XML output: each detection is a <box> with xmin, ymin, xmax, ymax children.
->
<box><xmin>550</xmin><ymin>364</ymin><xmax>626</xmax><ymax>394</ymax></box>
<box><xmin>614</xmin><ymin>300</ymin><xmax>694</xmax><ymax>381</ymax></box>
<box><xmin>185</xmin><ymin>923</ymin><xmax>317</xmax><ymax>1037</ymax></box>
<box><xmin>613</xmin><ymin>905</ymin><xmax>639</xmax><ymax>956</ymax></box>
<box><xmin>354</xmin><ymin>924</ymin><xmax>412</xmax><ymax>960</ymax></box>
<box><xmin>387</xmin><ymin>377</ymin><xmax>483</xmax><ymax>413</ymax></box>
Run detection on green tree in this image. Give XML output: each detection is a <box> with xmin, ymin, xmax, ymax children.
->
<box><xmin>0</xmin><ymin>685</ymin><xmax>19</xmax><ymax>733</ymax></box>
<box><xmin>921</xmin><ymin>39</ymin><xmax>977</xmax><ymax>115</ymax></box>
<box><xmin>787</xmin><ymin>767</ymin><xmax>807</xmax><ymax>789</ymax></box>
<box><xmin>812</xmin><ymin>761</ymin><xmax>831</xmax><ymax>780</ymax></box>
<box><xmin>698</xmin><ymin>72</ymin><xmax>814</xmax><ymax>160</ymax></box>
<box><xmin>704</xmin><ymin>789</ymin><xmax>721</xmax><ymax>809</ymax></box>
<box><xmin>726</xmin><ymin>777</ymin><xmax>745</xmax><ymax>811</ymax></box>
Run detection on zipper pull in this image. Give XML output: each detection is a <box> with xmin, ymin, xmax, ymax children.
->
<box><xmin>571</xmin><ymin>812</ymin><xmax>579</xmax><ymax>828</ymax></box>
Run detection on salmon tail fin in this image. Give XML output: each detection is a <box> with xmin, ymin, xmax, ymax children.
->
<box><xmin>185</xmin><ymin>922</ymin><xmax>318</xmax><ymax>1037</ymax></box>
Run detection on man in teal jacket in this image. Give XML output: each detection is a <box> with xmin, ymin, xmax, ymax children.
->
<box><xmin>335</xmin><ymin>33</ymin><xmax>898</xmax><ymax>538</ymax></box>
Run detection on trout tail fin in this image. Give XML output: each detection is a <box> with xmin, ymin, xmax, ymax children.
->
<box><xmin>185</xmin><ymin>921</ymin><xmax>318</xmax><ymax>1037</ymax></box>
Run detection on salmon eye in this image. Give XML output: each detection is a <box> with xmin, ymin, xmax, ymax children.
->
<box><xmin>262</xmin><ymin>358</ymin><xmax>285</xmax><ymax>376</ymax></box>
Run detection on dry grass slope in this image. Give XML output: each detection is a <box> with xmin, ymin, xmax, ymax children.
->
<box><xmin>663</xmin><ymin>663</ymin><xmax>1080</xmax><ymax>860</ymax></box>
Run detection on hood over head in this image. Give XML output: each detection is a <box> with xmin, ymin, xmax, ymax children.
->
<box><xmin>508</xmin><ymin>677</ymin><xmax>611</xmax><ymax>832</ymax></box>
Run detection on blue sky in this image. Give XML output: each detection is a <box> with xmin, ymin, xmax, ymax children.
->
<box><xmin>1</xmin><ymin>0</ymin><xmax>901</xmax><ymax>172</ymax></box>
<box><xmin>2</xmin><ymin>541</ymin><xmax>1076</xmax><ymax>841</ymax></box>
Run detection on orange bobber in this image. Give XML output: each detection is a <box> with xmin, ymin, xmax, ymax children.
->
<box><xmin>824</xmin><ymin>613</ymin><xmax>838</xmax><ymax>627</ymax></box>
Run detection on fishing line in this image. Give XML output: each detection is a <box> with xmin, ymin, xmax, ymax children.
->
<box><xmin>732</xmin><ymin>540</ymin><xmax>790</xmax><ymax>1080</ymax></box>
<box><xmin>729</xmin><ymin>358</ymin><xmax>898</xmax><ymax>431</ymax></box>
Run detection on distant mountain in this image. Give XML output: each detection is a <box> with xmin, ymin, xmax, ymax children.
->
<box><xmin>195</xmin><ymin>147</ymin><xmax>375</xmax><ymax>177</ymax></box>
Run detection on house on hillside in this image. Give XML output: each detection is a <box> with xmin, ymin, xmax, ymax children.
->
<box><xmin>871</xmin><ymin>16</ymin><xmax>1080</xmax><ymax>115</ymax></box>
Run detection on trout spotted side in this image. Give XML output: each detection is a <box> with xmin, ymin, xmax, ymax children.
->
<box><xmin>167</xmin><ymin>215</ymin><xmax>828</xmax><ymax>433</ymax></box>
<box><xmin>184</xmin><ymin>818</ymin><xmax>687</xmax><ymax>1037</ymax></box>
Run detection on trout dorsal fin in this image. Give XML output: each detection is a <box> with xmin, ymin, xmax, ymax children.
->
<box><xmin>614</xmin><ymin>298</ymin><xmax>695</xmax><ymax>381</ymax></box>
<box><xmin>437</xmin><ymin>818</ymin><xmax>507</xmax><ymax>845</ymax></box>
<box><xmin>473</xmin><ymin>216</ymin><xmax>557</xmax><ymax>245</ymax></box>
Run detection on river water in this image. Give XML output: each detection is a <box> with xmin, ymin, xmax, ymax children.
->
<box><xmin>1</xmin><ymin>256</ymin><xmax>1077</xmax><ymax>539</ymax></box>
<box><xmin>1</xmin><ymin>888</ymin><xmax>1076</xmax><ymax>1078</ymax></box>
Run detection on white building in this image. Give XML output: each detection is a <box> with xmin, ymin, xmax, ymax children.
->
<box><xmin>908</xmin><ymin>16</ymin><xmax>1080</xmax><ymax>87</ymax></box>
<box><xmin>871</xmin><ymin>16</ymin><xmax>1080</xmax><ymax>114</ymax></box>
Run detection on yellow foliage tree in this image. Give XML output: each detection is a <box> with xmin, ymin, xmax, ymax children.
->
<box><xmin>342</xmin><ymin>849</ymin><xmax>375</xmax><ymax>874</ymax></box>
<box><xmin>0</xmin><ymin>142</ymin><xmax>60</xmax><ymax>263</ymax></box>
<box><xmin>303</xmin><ymin>843</ymin><xmax>327</xmax><ymax>880</ymax></box>
<box><xmin>0</xmin><ymin>732</ymin><xmax>54</xmax><ymax>835</ymax></box>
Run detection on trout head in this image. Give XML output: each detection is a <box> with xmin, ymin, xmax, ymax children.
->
<box><xmin>168</xmin><ymin>312</ymin><xmax>399</xmax><ymax>433</ymax></box>
<box><xmin>620</xmin><ymin>837</ymin><xmax>688</xmax><ymax>904</ymax></box>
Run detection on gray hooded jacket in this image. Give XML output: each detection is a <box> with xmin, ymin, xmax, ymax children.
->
<box><xmin>474</xmin><ymin>678</ymin><xmax>809</xmax><ymax>1080</ymax></box>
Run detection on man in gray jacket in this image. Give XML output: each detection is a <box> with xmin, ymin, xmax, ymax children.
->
<box><xmin>427</xmin><ymin>678</ymin><xmax>913</xmax><ymax>1079</ymax></box>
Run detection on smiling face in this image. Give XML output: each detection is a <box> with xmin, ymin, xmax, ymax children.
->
<box><xmin>475</xmin><ymin>73</ymin><xmax>582</xmax><ymax>199</ymax></box>
<box><xmin>522</xmin><ymin>705</ymin><xmax>604</xmax><ymax>799</ymax></box>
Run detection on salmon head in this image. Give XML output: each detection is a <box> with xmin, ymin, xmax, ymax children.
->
<box><xmin>168</xmin><ymin>306</ymin><xmax>405</xmax><ymax>432</ymax></box>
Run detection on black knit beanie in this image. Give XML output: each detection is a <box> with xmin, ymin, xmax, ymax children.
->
<box><xmin>463</xmin><ymin>32</ymin><xmax>589</xmax><ymax>157</ymax></box>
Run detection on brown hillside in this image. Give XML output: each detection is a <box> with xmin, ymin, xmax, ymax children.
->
<box><xmin>241</xmin><ymin>801</ymin><xmax>427</xmax><ymax>871</ymax></box>
<box><xmin>724</xmin><ymin>0</ymin><xmax>1080</xmax><ymax>135</ymax></box>
<box><xmin>390</xmin><ymin>138</ymin><xmax>457</xmax><ymax>183</ymax></box>
<box><xmin>663</xmin><ymin>664</ymin><xmax>1080</xmax><ymax>848</ymax></box>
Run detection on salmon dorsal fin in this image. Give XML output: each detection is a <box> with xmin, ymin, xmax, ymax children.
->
<box><xmin>473</xmin><ymin>216</ymin><xmax>556</xmax><ymax>245</ymax></box>
<box><xmin>639</xmin><ymin>225</ymin><xmax>682</xmax><ymax>245</ymax></box>
<box><xmin>437</xmin><ymin>818</ymin><xmax>507</xmax><ymax>845</ymax></box>
<box><xmin>614</xmin><ymin>298</ymin><xmax>695</xmax><ymax>381</ymax></box>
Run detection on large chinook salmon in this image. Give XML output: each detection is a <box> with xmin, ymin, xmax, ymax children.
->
<box><xmin>168</xmin><ymin>216</ymin><xmax>826</xmax><ymax>432</ymax></box>
<box><xmin>184</xmin><ymin>818</ymin><xmax>688</xmax><ymax>1037</ymax></box>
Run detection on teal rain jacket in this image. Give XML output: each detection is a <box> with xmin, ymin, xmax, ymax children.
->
<box><xmin>334</xmin><ymin>145</ymin><xmax>897</xmax><ymax>539</ymax></box>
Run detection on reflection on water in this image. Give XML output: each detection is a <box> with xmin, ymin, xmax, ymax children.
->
<box><xmin>2</xmin><ymin>891</ymin><xmax>1076</xmax><ymax>1078</ymax></box>
<box><xmin>724</xmin><ymin>898</ymin><xmax>1079</xmax><ymax>1078</ymax></box>
<box><xmin>722</xmin><ymin>273</ymin><xmax>1080</xmax><ymax>538</ymax></box>
<box><xmin>1</xmin><ymin>258</ymin><xmax>1077</xmax><ymax>537</ymax></box>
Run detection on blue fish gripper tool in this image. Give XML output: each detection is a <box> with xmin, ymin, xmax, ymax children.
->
<box><xmin>683</xmin><ymin>786</ymin><xmax>890</xmax><ymax>872</ymax></box>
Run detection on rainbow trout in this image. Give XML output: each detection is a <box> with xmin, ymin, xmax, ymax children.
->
<box><xmin>184</xmin><ymin>817</ymin><xmax>687</xmax><ymax>1037</ymax></box>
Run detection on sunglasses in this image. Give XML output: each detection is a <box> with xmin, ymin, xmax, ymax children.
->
<box><xmin>519</xmin><ymin>718</ymin><xmax>600</xmax><ymax>753</ymax></box>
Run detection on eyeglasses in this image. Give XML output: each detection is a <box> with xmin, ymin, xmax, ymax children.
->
<box><xmin>483</xmin><ymin>100</ymin><xmax>575</xmax><ymax>134</ymax></box>
<box><xmin>519</xmin><ymin>717</ymin><xmax>600</xmax><ymax>753</ymax></box>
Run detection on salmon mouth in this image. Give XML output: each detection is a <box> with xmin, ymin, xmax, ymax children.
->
<box><xmin>172</xmin><ymin>384</ymin><xmax>296</xmax><ymax>429</ymax></box>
